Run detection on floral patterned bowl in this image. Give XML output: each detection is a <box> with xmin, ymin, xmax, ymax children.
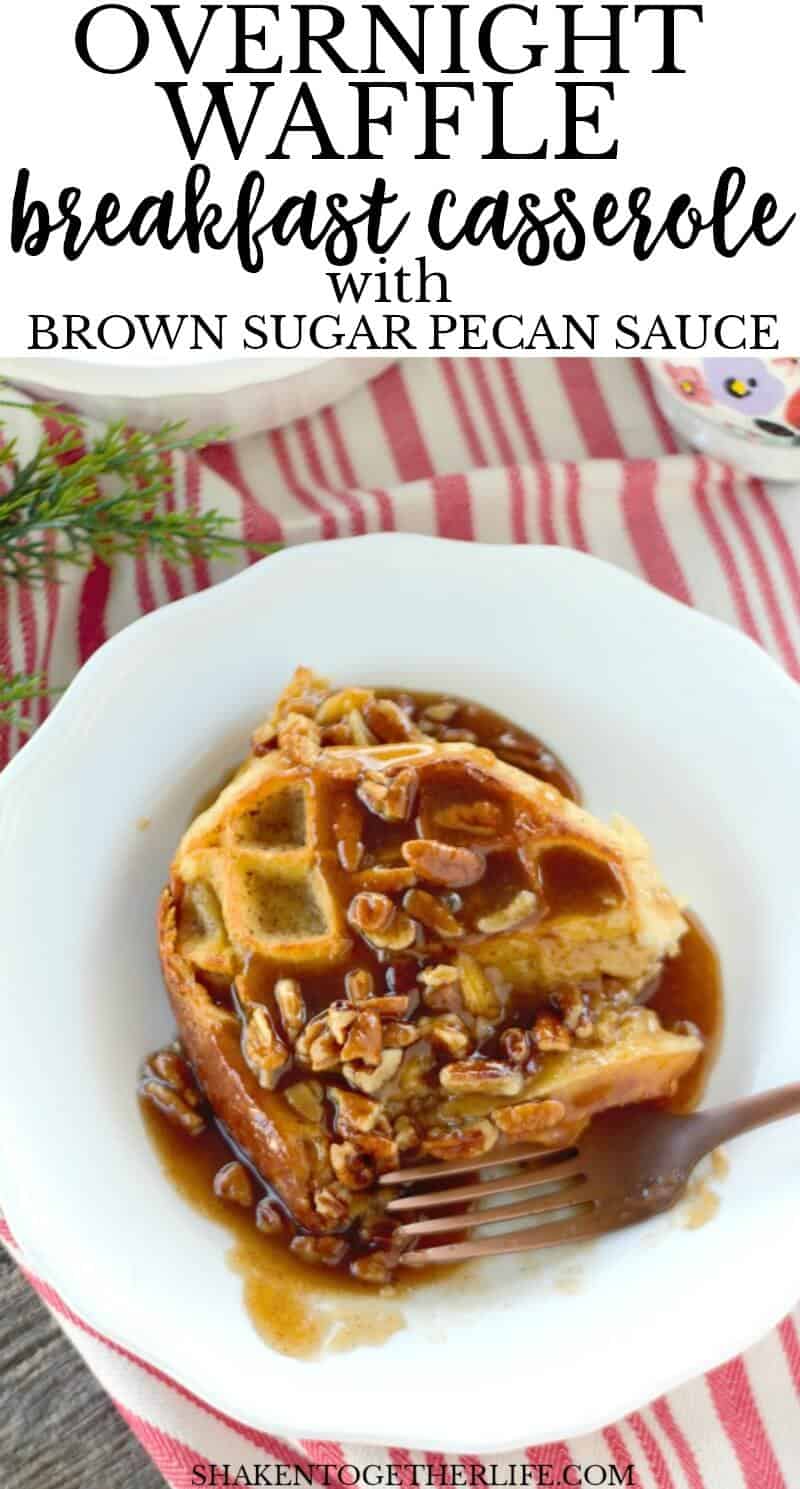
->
<box><xmin>647</xmin><ymin>358</ymin><xmax>800</xmax><ymax>481</ymax></box>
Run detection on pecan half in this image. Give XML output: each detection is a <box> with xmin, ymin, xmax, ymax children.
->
<box><xmin>402</xmin><ymin>839</ymin><xmax>485</xmax><ymax>888</ymax></box>
<box><xmin>427</xmin><ymin>1013</ymin><xmax>474</xmax><ymax>1060</ymax></box>
<box><xmin>242</xmin><ymin>1007</ymin><xmax>290</xmax><ymax>1090</ymax></box>
<box><xmin>492</xmin><ymin>1099</ymin><xmax>567</xmax><ymax>1140</ymax></box>
<box><xmin>403</xmin><ymin>888</ymin><xmax>463</xmax><ymax>940</ymax></box>
<box><xmin>140</xmin><ymin>1079</ymin><xmax>206</xmax><ymax>1137</ymax></box>
<box><xmin>422</xmin><ymin>1118</ymin><xmax>498</xmax><ymax>1161</ymax></box>
<box><xmin>457</xmin><ymin>953</ymin><xmax>501</xmax><ymax>1019</ymax></box>
<box><xmin>149</xmin><ymin>1049</ymin><xmax>202</xmax><ymax>1107</ymax></box>
<box><xmin>439</xmin><ymin>1059</ymin><xmax>523</xmax><ymax>1097</ymax></box>
<box><xmin>213</xmin><ymin>1161</ymin><xmax>254</xmax><ymax>1207</ymax></box>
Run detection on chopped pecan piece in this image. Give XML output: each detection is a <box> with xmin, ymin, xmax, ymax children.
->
<box><xmin>367</xmin><ymin>994</ymin><xmax>410</xmax><ymax>1019</ymax></box>
<box><xmin>294</xmin><ymin>1010</ymin><xmax>331</xmax><ymax>1066</ymax></box>
<box><xmin>277</xmin><ymin>711</ymin><xmax>321</xmax><ymax>766</ymax></box>
<box><xmin>353</xmin><ymin>865</ymin><xmax>417</xmax><ymax>894</ymax></box>
<box><xmin>213</xmin><ymin>1161</ymin><xmax>254</xmax><ymax>1207</ymax></box>
<box><xmin>330</xmin><ymin>1088</ymin><xmax>385</xmax><ymax>1135</ymax></box>
<box><xmin>330</xmin><ymin>1141</ymin><xmax>376</xmax><ymax>1191</ymax></box>
<box><xmin>284</xmin><ymin>1080</ymin><xmax>324</xmax><ymax>1123</ymax></box>
<box><xmin>457</xmin><ymin>953</ymin><xmax>501</xmax><ymax>1019</ymax></box>
<box><xmin>363</xmin><ymin>698</ymin><xmax>416</xmax><ymax>742</ymax></box>
<box><xmin>357</xmin><ymin>768</ymin><xmax>418</xmax><ymax>823</ymax></box>
<box><xmin>433</xmin><ymin>801</ymin><xmax>503</xmax><ymax>837</ymax></box>
<box><xmin>314</xmin><ymin>1183</ymin><xmax>352</xmax><ymax>1227</ymax></box>
<box><xmin>327</xmin><ymin>1000</ymin><xmax>358</xmax><ymax>1045</ymax></box>
<box><xmin>140</xmin><ymin>1079</ymin><xmax>207</xmax><ymax>1136</ymax></box>
<box><xmin>427</xmin><ymin>1013</ymin><xmax>474</xmax><ymax>1060</ymax></box>
<box><xmin>477</xmin><ymin>889</ymin><xmax>539</xmax><ymax>935</ymax></box>
<box><xmin>345</xmin><ymin>967</ymin><xmax>375</xmax><ymax>1003</ymax></box>
<box><xmin>315</xmin><ymin>688</ymin><xmax>373</xmax><ymax>725</ymax></box>
<box><xmin>334</xmin><ymin>795</ymin><xmax>365</xmax><ymax>873</ymax></box>
<box><xmin>500</xmin><ymin>1027</ymin><xmax>532</xmax><ymax>1067</ymax></box>
<box><xmin>394</xmin><ymin>1115</ymin><xmax>421</xmax><ymax>1152</ymax></box>
<box><xmin>149</xmin><ymin>1049</ymin><xmax>202</xmax><ymax>1106</ymax></box>
<box><xmin>553</xmin><ymin>986</ymin><xmax>594</xmax><ymax>1039</ymax></box>
<box><xmin>344</xmin><ymin>1048</ymin><xmax>403</xmax><ymax>1095</ymax></box>
<box><xmin>382</xmin><ymin>1020</ymin><xmax>421</xmax><ymax>1048</ymax></box>
<box><xmin>532</xmin><ymin>1010</ymin><xmax>572</xmax><ymax>1053</ymax></box>
<box><xmin>348</xmin><ymin>708</ymin><xmax>375</xmax><ymax>746</ymax></box>
<box><xmin>255</xmin><ymin>1198</ymin><xmax>285</xmax><ymax>1236</ymax></box>
<box><xmin>308</xmin><ymin>1028</ymin><xmax>344</xmax><ymax>1072</ymax></box>
<box><xmin>341</xmin><ymin>1007</ymin><xmax>383</xmax><ymax>1066</ymax></box>
<box><xmin>403</xmin><ymin>888</ymin><xmax>463</xmax><ymax>940</ymax></box>
<box><xmin>290</xmin><ymin>1235</ymin><xmax>348</xmax><ymax>1268</ymax></box>
<box><xmin>394</xmin><ymin>1044</ymin><xmax>435</xmax><ymax>1097</ymax></box>
<box><xmin>439</xmin><ymin>1059</ymin><xmax>523</xmax><ymax>1097</ymax></box>
<box><xmin>421</xmin><ymin>700</ymin><xmax>458</xmax><ymax>723</ymax></box>
<box><xmin>422</xmin><ymin>1118</ymin><xmax>498</xmax><ymax>1161</ymax></box>
<box><xmin>242</xmin><ymin>1007</ymin><xmax>289</xmax><ymax>1090</ymax></box>
<box><xmin>492</xmin><ymin>1099</ymin><xmax>567</xmax><ymax>1140</ymax></box>
<box><xmin>350</xmin><ymin>1252</ymin><xmax>397</xmax><ymax>1285</ymax></box>
<box><xmin>402</xmin><ymin>839</ymin><xmax>486</xmax><ymax>888</ymax></box>
<box><xmin>274</xmin><ymin>977</ymin><xmax>307</xmax><ymax>1043</ymax></box>
<box><xmin>347</xmin><ymin>892</ymin><xmax>395</xmax><ymax>936</ymax></box>
<box><xmin>419</xmin><ymin>963</ymin><xmax>460</xmax><ymax>994</ymax></box>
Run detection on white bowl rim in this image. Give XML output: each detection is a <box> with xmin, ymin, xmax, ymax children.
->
<box><xmin>1</xmin><ymin>534</ymin><xmax>800</xmax><ymax>1452</ymax></box>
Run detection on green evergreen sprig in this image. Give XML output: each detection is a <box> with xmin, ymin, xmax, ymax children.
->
<box><xmin>0</xmin><ymin>398</ymin><xmax>266</xmax><ymax>584</ymax></box>
<box><xmin>0</xmin><ymin>392</ymin><xmax>274</xmax><ymax>736</ymax></box>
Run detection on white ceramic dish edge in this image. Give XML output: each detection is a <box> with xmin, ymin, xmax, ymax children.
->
<box><xmin>1</xmin><ymin>536</ymin><xmax>799</xmax><ymax>1450</ymax></box>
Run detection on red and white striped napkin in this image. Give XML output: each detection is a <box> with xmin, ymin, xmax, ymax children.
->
<box><xmin>2</xmin><ymin>357</ymin><xmax>799</xmax><ymax>1487</ymax></box>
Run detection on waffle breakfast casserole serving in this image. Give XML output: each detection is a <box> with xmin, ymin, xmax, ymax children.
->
<box><xmin>142</xmin><ymin>669</ymin><xmax>716</xmax><ymax>1285</ymax></box>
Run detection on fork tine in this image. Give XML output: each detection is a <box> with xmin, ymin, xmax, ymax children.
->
<box><xmin>379</xmin><ymin>1143</ymin><xmax>577</xmax><ymax>1186</ymax></box>
<box><xmin>386</xmin><ymin>1154</ymin><xmax>586</xmax><ymax>1212</ymax></box>
<box><xmin>401</xmin><ymin>1207</ymin><xmax>604</xmax><ymax>1266</ymax></box>
<box><xmin>396</xmin><ymin>1177</ymin><xmax>588</xmax><ymax>1237</ymax></box>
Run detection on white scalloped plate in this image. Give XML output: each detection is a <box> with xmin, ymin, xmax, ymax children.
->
<box><xmin>1</xmin><ymin>536</ymin><xmax>799</xmax><ymax>1451</ymax></box>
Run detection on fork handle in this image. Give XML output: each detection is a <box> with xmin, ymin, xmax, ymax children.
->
<box><xmin>687</xmin><ymin>1082</ymin><xmax>800</xmax><ymax>1161</ymax></box>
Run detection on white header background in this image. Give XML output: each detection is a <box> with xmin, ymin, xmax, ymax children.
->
<box><xmin>0</xmin><ymin>0</ymin><xmax>797</xmax><ymax>359</ymax></box>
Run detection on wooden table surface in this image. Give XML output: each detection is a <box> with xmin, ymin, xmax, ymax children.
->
<box><xmin>1</xmin><ymin>1250</ymin><xmax>161</xmax><ymax>1488</ymax></box>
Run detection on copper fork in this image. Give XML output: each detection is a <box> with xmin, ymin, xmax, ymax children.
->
<box><xmin>380</xmin><ymin>1085</ymin><xmax>800</xmax><ymax>1266</ymax></box>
